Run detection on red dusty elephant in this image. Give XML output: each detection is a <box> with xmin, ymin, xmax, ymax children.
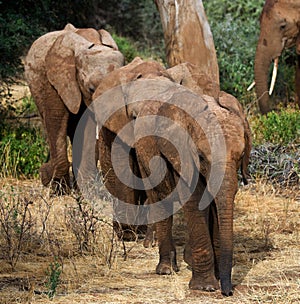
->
<box><xmin>88</xmin><ymin>58</ymin><xmax>251</xmax><ymax>296</ymax></box>
<box><xmin>24</xmin><ymin>23</ymin><xmax>124</xmax><ymax>194</ymax></box>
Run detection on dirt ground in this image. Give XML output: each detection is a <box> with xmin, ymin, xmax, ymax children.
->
<box><xmin>0</xmin><ymin>178</ymin><xmax>299</xmax><ymax>304</ymax></box>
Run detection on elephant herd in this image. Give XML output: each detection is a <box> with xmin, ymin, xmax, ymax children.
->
<box><xmin>24</xmin><ymin>0</ymin><xmax>299</xmax><ymax>297</ymax></box>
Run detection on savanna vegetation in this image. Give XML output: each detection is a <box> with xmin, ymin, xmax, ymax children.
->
<box><xmin>0</xmin><ymin>1</ymin><xmax>299</xmax><ymax>303</ymax></box>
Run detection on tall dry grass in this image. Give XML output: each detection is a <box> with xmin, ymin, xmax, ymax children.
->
<box><xmin>0</xmin><ymin>178</ymin><xmax>299</xmax><ymax>303</ymax></box>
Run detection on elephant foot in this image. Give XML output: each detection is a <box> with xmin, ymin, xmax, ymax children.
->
<box><xmin>189</xmin><ymin>275</ymin><xmax>219</xmax><ymax>292</ymax></box>
<box><xmin>40</xmin><ymin>163</ymin><xmax>71</xmax><ymax>196</ymax></box>
<box><xmin>40</xmin><ymin>163</ymin><xmax>53</xmax><ymax>186</ymax></box>
<box><xmin>156</xmin><ymin>252</ymin><xmax>179</xmax><ymax>274</ymax></box>
<box><xmin>156</xmin><ymin>262</ymin><xmax>179</xmax><ymax>275</ymax></box>
<box><xmin>220</xmin><ymin>280</ymin><xmax>233</xmax><ymax>297</ymax></box>
<box><xmin>143</xmin><ymin>225</ymin><xmax>157</xmax><ymax>248</ymax></box>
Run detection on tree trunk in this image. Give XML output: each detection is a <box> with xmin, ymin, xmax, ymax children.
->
<box><xmin>155</xmin><ymin>0</ymin><xmax>219</xmax><ymax>85</ymax></box>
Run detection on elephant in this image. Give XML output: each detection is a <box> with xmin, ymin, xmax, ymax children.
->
<box><xmin>24</xmin><ymin>23</ymin><xmax>124</xmax><ymax>193</ymax></box>
<box><xmin>134</xmin><ymin>88</ymin><xmax>251</xmax><ymax>297</ymax></box>
<box><xmin>90</xmin><ymin>57</ymin><xmax>251</xmax><ymax>295</ymax></box>
<box><xmin>254</xmin><ymin>0</ymin><xmax>300</xmax><ymax>114</ymax></box>
<box><xmin>91</xmin><ymin>57</ymin><xmax>219</xmax><ymax>240</ymax></box>
<box><xmin>91</xmin><ymin>57</ymin><xmax>172</xmax><ymax>240</ymax></box>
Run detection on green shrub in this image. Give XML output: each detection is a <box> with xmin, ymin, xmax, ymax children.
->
<box><xmin>0</xmin><ymin>123</ymin><xmax>48</xmax><ymax>178</ymax></box>
<box><xmin>203</xmin><ymin>0</ymin><xmax>296</xmax><ymax>104</ymax></box>
<box><xmin>203</xmin><ymin>0</ymin><xmax>264</xmax><ymax>100</ymax></box>
<box><xmin>250</xmin><ymin>107</ymin><xmax>300</xmax><ymax>145</ymax></box>
<box><xmin>46</xmin><ymin>259</ymin><xmax>62</xmax><ymax>299</ymax></box>
<box><xmin>112</xmin><ymin>34</ymin><xmax>139</xmax><ymax>63</ymax></box>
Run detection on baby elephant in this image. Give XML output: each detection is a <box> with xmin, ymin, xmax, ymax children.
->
<box><xmin>91</xmin><ymin>57</ymin><xmax>251</xmax><ymax>296</ymax></box>
<box><xmin>25</xmin><ymin>23</ymin><xmax>124</xmax><ymax>194</ymax></box>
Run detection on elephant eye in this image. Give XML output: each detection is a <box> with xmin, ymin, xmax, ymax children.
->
<box><xmin>88</xmin><ymin>44</ymin><xmax>95</xmax><ymax>49</ymax></box>
<box><xmin>279</xmin><ymin>19</ymin><xmax>287</xmax><ymax>31</ymax></box>
<box><xmin>280</xmin><ymin>24</ymin><xmax>286</xmax><ymax>30</ymax></box>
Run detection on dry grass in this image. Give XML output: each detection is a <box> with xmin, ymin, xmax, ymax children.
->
<box><xmin>0</xmin><ymin>178</ymin><xmax>299</xmax><ymax>304</ymax></box>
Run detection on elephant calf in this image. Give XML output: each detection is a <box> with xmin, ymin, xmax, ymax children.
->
<box><xmin>25</xmin><ymin>23</ymin><xmax>124</xmax><ymax>194</ymax></box>
<box><xmin>90</xmin><ymin>57</ymin><xmax>251</xmax><ymax>296</ymax></box>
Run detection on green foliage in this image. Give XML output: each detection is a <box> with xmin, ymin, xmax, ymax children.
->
<box><xmin>0</xmin><ymin>123</ymin><xmax>48</xmax><ymax>178</ymax></box>
<box><xmin>273</xmin><ymin>47</ymin><xmax>297</xmax><ymax>103</ymax></box>
<box><xmin>0</xmin><ymin>5</ymin><xmax>47</xmax><ymax>81</ymax></box>
<box><xmin>46</xmin><ymin>259</ymin><xmax>62</xmax><ymax>299</ymax></box>
<box><xmin>15</xmin><ymin>95</ymin><xmax>37</xmax><ymax>116</ymax></box>
<box><xmin>112</xmin><ymin>34</ymin><xmax>139</xmax><ymax>64</ymax></box>
<box><xmin>203</xmin><ymin>0</ymin><xmax>297</xmax><ymax>104</ymax></box>
<box><xmin>96</xmin><ymin>0</ymin><xmax>163</xmax><ymax>50</ymax></box>
<box><xmin>250</xmin><ymin>107</ymin><xmax>300</xmax><ymax>145</ymax></box>
<box><xmin>203</xmin><ymin>0</ymin><xmax>265</xmax><ymax>99</ymax></box>
<box><xmin>0</xmin><ymin>0</ymin><xmax>163</xmax><ymax>85</ymax></box>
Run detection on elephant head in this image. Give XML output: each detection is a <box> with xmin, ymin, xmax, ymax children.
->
<box><xmin>167</xmin><ymin>62</ymin><xmax>220</xmax><ymax>99</ymax></box>
<box><xmin>44</xmin><ymin>25</ymin><xmax>124</xmax><ymax>113</ymax></box>
<box><xmin>254</xmin><ymin>0</ymin><xmax>300</xmax><ymax>113</ymax></box>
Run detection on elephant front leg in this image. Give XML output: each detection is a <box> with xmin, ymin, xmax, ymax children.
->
<box><xmin>42</xmin><ymin>105</ymin><xmax>71</xmax><ymax>195</ymax></box>
<box><xmin>183</xmin><ymin>182</ymin><xmax>219</xmax><ymax>291</ymax></box>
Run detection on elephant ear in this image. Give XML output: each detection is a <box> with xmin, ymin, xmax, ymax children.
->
<box><xmin>98</xmin><ymin>29</ymin><xmax>119</xmax><ymax>50</ymax></box>
<box><xmin>45</xmin><ymin>34</ymin><xmax>82</xmax><ymax>114</ymax></box>
<box><xmin>218</xmin><ymin>91</ymin><xmax>243</xmax><ymax>115</ymax></box>
<box><xmin>156</xmin><ymin>102</ymin><xmax>200</xmax><ymax>188</ymax></box>
<box><xmin>63</xmin><ymin>23</ymin><xmax>77</xmax><ymax>32</ymax></box>
<box><xmin>219</xmin><ymin>91</ymin><xmax>252</xmax><ymax>184</ymax></box>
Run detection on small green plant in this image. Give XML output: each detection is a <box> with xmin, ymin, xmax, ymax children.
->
<box><xmin>45</xmin><ymin>258</ymin><xmax>62</xmax><ymax>299</ymax></box>
<box><xmin>15</xmin><ymin>95</ymin><xmax>37</xmax><ymax>117</ymax></box>
<box><xmin>0</xmin><ymin>123</ymin><xmax>48</xmax><ymax>178</ymax></box>
<box><xmin>250</xmin><ymin>107</ymin><xmax>300</xmax><ymax>145</ymax></box>
<box><xmin>112</xmin><ymin>34</ymin><xmax>139</xmax><ymax>63</ymax></box>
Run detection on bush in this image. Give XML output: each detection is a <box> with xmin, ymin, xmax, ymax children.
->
<box><xmin>249</xmin><ymin>143</ymin><xmax>299</xmax><ymax>187</ymax></box>
<box><xmin>203</xmin><ymin>0</ymin><xmax>264</xmax><ymax>99</ymax></box>
<box><xmin>250</xmin><ymin>107</ymin><xmax>300</xmax><ymax>145</ymax></box>
<box><xmin>112</xmin><ymin>34</ymin><xmax>139</xmax><ymax>64</ymax></box>
<box><xmin>0</xmin><ymin>123</ymin><xmax>48</xmax><ymax>178</ymax></box>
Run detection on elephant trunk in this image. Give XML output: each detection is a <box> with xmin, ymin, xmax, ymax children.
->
<box><xmin>254</xmin><ymin>42</ymin><xmax>273</xmax><ymax>114</ymax></box>
<box><xmin>213</xmin><ymin>163</ymin><xmax>238</xmax><ymax>296</ymax></box>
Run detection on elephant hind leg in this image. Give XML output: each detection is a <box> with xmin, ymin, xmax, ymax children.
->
<box><xmin>143</xmin><ymin>224</ymin><xmax>157</xmax><ymax>248</ymax></box>
<box><xmin>183</xmin><ymin>179</ymin><xmax>219</xmax><ymax>292</ymax></box>
<box><xmin>155</xmin><ymin>216</ymin><xmax>179</xmax><ymax>275</ymax></box>
<box><xmin>40</xmin><ymin>162</ymin><xmax>53</xmax><ymax>187</ymax></box>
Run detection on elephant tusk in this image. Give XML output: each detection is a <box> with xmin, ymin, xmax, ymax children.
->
<box><xmin>269</xmin><ymin>57</ymin><xmax>278</xmax><ymax>95</ymax></box>
<box><xmin>247</xmin><ymin>81</ymin><xmax>255</xmax><ymax>91</ymax></box>
<box><xmin>96</xmin><ymin>124</ymin><xmax>99</xmax><ymax>140</ymax></box>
